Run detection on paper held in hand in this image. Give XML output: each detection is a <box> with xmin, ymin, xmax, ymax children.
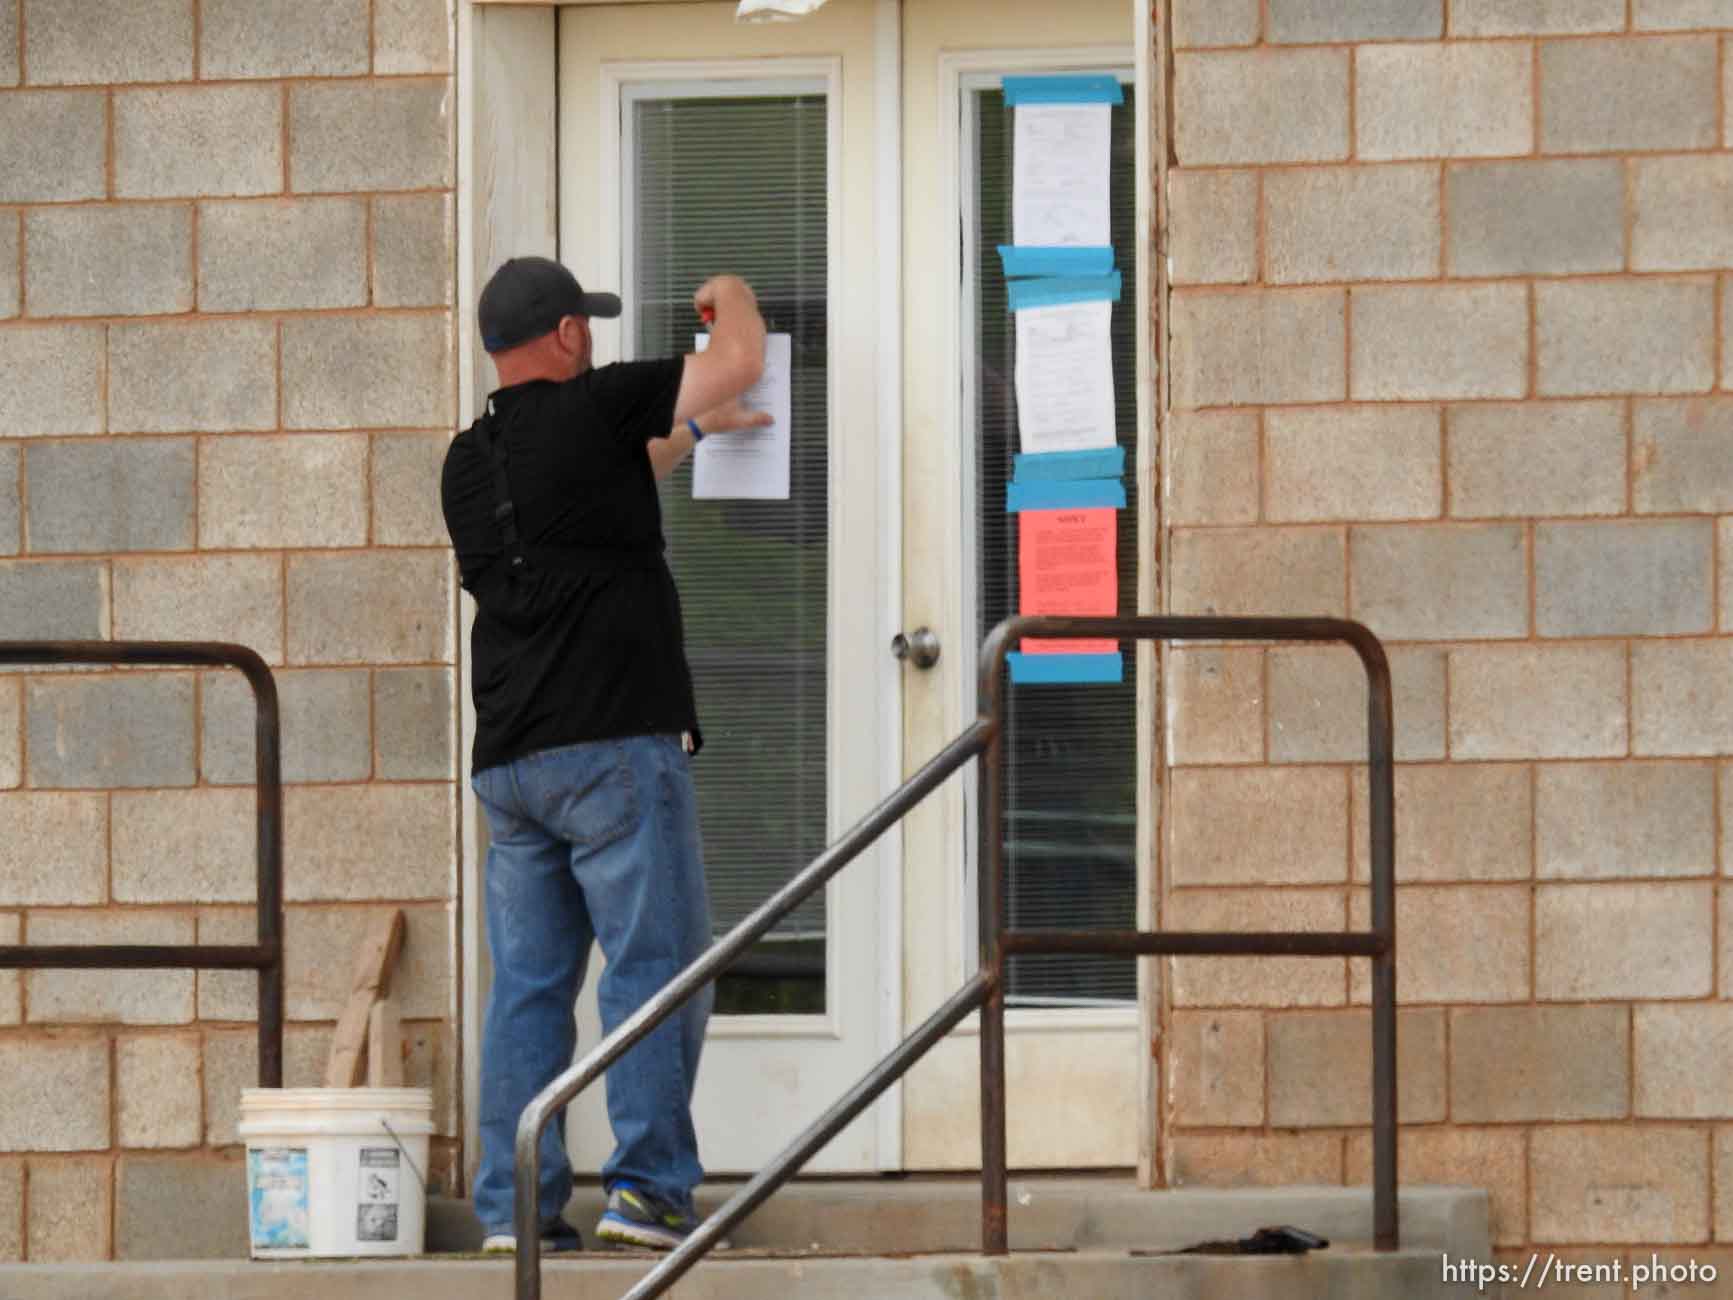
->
<box><xmin>692</xmin><ymin>332</ymin><xmax>792</xmax><ymax>500</ymax></box>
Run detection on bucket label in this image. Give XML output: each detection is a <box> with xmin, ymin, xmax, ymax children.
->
<box><xmin>356</xmin><ymin>1147</ymin><xmax>400</xmax><ymax>1243</ymax></box>
<box><xmin>248</xmin><ymin>1148</ymin><xmax>310</xmax><ymax>1251</ymax></box>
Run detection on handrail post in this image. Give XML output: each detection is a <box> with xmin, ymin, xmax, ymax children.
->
<box><xmin>1359</xmin><ymin>628</ymin><xmax>1399</xmax><ymax>1252</ymax></box>
<box><xmin>978</xmin><ymin>624</ymin><xmax>1011</xmax><ymax>1257</ymax></box>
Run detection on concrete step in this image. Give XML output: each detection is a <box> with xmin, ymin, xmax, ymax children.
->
<box><xmin>0</xmin><ymin>1247</ymin><xmax>1467</xmax><ymax>1300</ymax></box>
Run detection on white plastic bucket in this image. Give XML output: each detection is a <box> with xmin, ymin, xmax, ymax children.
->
<box><xmin>238</xmin><ymin>1087</ymin><xmax>434</xmax><ymax>1259</ymax></box>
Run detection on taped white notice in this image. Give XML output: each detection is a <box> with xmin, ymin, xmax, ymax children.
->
<box><xmin>692</xmin><ymin>332</ymin><xmax>792</xmax><ymax>500</ymax></box>
<box><xmin>736</xmin><ymin>0</ymin><xmax>830</xmax><ymax>19</ymax></box>
<box><xmin>1013</xmin><ymin>103</ymin><xmax>1111</xmax><ymax>248</ymax></box>
<box><xmin>1013</xmin><ymin>300</ymin><xmax>1116</xmax><ymax>454</ymax></box>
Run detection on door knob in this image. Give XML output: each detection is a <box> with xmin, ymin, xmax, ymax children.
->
<box><xmin>891</xmin><ymin>627</ymin><xmax>941</xmax><ymax>669</ymax></box>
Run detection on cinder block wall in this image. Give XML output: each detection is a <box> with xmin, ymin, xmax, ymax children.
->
<box><xmin>0</xmin><ymin>0</ymin><xmax>458</xmax><ymax>1261</ymax></box>
<box><xmin>1162</xmin><ymin>0</ymin><xmax>1733</xmax><ymax>1272</ymax></box>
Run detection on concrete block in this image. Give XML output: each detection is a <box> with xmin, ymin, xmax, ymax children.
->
<box><xmin>1170</xmin><ymin>526</ymin><xmax>1345</xmax><ymax>618</ymax></box>
<box><xmin>1722</xmin><ymin>881</ymin><xmax>1733</xmax><ymax>997</ymax></box>
<box><xmin>1169</xmin><ymin>887</ymin><xmax>1347</xmax><ymax>1007</ymax></box>
<box><xmin>28</xmin><ymin>910</ymin><xmax>195</xmax><ymax>1024</ymax></box>
<box><xmin>201</xmin><ymin>1025</ymin><xmax>334</xmax><ymax>1145</ymax></box>
<box><xmin>1449</xmin><ymin>643</ymin><xmax>1628</xmax><ymax>760</ymax></box>
<box><xmin>0</xmin><ymin>914</ymin><xmax>17</xmax><ymax>1025</ymax></box>
<box><xmin>375</xmin><ymin>0</ymin><xmax>452</xmax><ymax>75</ymax></box>
<box><xmin>198</xmin><ymin>200</ymin><xmax>365</xmax><ymax>312</ymax></box>
<box><xmin>0</xmin><ymin>1037</ymin><xmax>108</xmax><ymax>1149</ymax></box>
<box><xmin>112</xmin><ymin>555</ymin><xmax>283</xmax><ymax>666</ymax></box>
<box><xmin>1170</xmin><ymin>0</ymin><xmax>1260</xmax><ymax>46</ymax></box>
<box><xmin>1267</xmin><ymin>1008</ymin><xmax>1444</xmax><ymax>1126</ymax></box>
<box><xmin>1452</xmin><ymin>0</ymin><xmax>1624</xmax><ymax>33</ymax></box>
<box><xmin>285</xmin><ymin>550</ymin><xmax>450</xmax><ymax>665</ymax></box>
<box><xmin>1170</xmin><ymin>766</ymin><xmax>1349</xmax><ymax>886</ymax></box>
<box><xmin>1537</xmin><ymin>761</ymin><xmax>1714</xmax><ymax>880</ymax></box>
<box><xmin>115</xmin><ymin>1154</ymin><xmax>247</xmax><ymax>1259</ymax></box>
<box><xmin>114</xmin><ymin>85</ymin><xmax>281</xmax><ymax>200</ymax></box>
<box><xmin>1165</xmin><ymin>647</ymin><xmax>1262</xmax><ymax>766</ymax></box>
<box><xmin>1537</xmin><ymin>278</ymin><xmax>1717</xmax><ymax>397</ymax></box>
<box><xmin>1265</xmin><ymin>405</ymin><xmax>1440</xmax><ymax>522</ymax></box>
<box><xmin>26</xmin><ymin>674</ymin><xmax>194</xmax><ymax>789</ymax></box>
<box><xmin>374</xmin><ymin>666</ymin><xmax>454</xmax><ymax>781</ymax></box>
<box><xmin>1452</xmin><ymin>1006</ymin><xmax>1629</xmax><ymax>1123</ymax></box>
<box><xmin>25</xmin><ymin>438</ymin><xmax>195</xmax><ymax>554</ymax></box>
<box><xmin>1636</xmin><ymin>1005</ymin><xmax>1733</xmax><ymax>1118</ymax></box>
<box><xmin>1266</xmin><ymin>164</ymin><xmax>1439</xmax><ymax>285</ymax></box>
<box><xmin>1351</xmin><ymin>284</ymin><xmax>1528</xmax><ymax>401</ymax></box>
<box><xmin>25</xmin><ymin>0</ymin><xmax>189</xmax><ymax>83</ymax></box>
<box><xmin>198</xmin><ymin>902</ymin><xmax>450</xmax><ymax>1020</ymax></box>
<box><xmin>0</xmin><ymin>2</ymin><xmax>14</xmax><ymax>87</ymax></box>
<box><xmin>1167</xmin><ymin>1133</ymin><xmax>1343</xmax><ymax>1188</ymax></box>
<box><xmin>117</xmin><ymin>1035</ymin><xmax>201</xmax><ymax>1148</ymax></box>
<box><xmin>1727</xmin><ymin>275</ymin><xmax>1733</xmax><ymax>390</ymax></box>
<box><xmin>112</xmin><ymin>788</ymin><xmax>255</xmax><ymax>905</ymax></box>
<box><xmin>0</xmin><ymin>793</ymin><xmax>105</xmax><ymax>904</ymax></box>
<box><xmin>1635</xmin><ymin>397</ymin><xmax>1733</xmax><ymax>513</ymax></box>
<box><xmin>1537</xmin><ymin>880</ymin><xmax>1713</xmax><ymax>999</ymax></box>
<box><xmin>0</xmin><ymin>213</ymin><xmax>17</xmax><ymax>319</ymax></box>
<box><xmin>1169</xmin><ymin>1011</ymin><xmax>1263</xmax><ymax>1126</ymax></box>
<box><xmin>200</xmin><ymin>0</ymin><xmax>367</xmax><ymax>78</ymax></box>
<box><xmin>1723</xmin><ymin>520</ymin><xmax>1732</xmax><ymax>631</ymax></box>
<box><xmin>1634</xmin><ymin>155</ymin><xmax>1733</xmax><ymax>272</ymax></box>
<box><xmin>0</xmin><ymin>561</ymin><xmax>105</xmax><ymax>640</ymax></box>
<box><xmin>0</xmin><ymin>1159</ymin><xmax>17</xmax><ymax>1260</ymax></box>
<box><xmin>24</xmin><ymin>206</ymin><xmax>193</xmax><ymax>319</ymax></box>
<box><xmin>1271</xmin><ymin>644</ymin><xmax>1447</xmax><ymax>763</ymax></box>
<box><xmin>284</xmin><ymin>785</ymin><xmax>452</xmax><ymax>901</ymax></box>
<box><xmin>0</xmin><ymin>90</ymin><xmax>105</xmax><ymax>202</ymax></box>
<box><xmin>1165</xmin><ymin>410</ymin><xmax>1259</xmax><ymax>526</ymax></box>
<box><xmin>1632</xmin><ymin>639</ymin><xmax>1733</xmax><ymax>756</ymax></box>
<box><xmin>1268</xmin><ymin>0</ymin><xmax>1441</xmax><ymax>41</ymax></box>
<box><xmin>1350</xmin><ymin>523</ymin><xmax>1526</xmax><ymax>640</ymax></box>
<box><xmin>109</xmin><ymin>319</ymin><xmax>276</xmax><ymax>435</ymax></box>
<box><xmin>283</xmin><ymin>314</ymin><xmax>452</xmax><ymax>430</ymax></box>
<box><xmin>1170</xmin><ymin>289</ymin><xmax>1345</xmax><ymax>408</ymax></box>
<box><xmin>372</xmin><ymin>431</ymin><xmax>452</xmax><ymax>546</ymax></box>
<box><xmin>373</xmin><ymin>193</ymin><xmax>454</xmax><ymax>308</ymax></box>
<box><xmin>1173</xmin><ymin>49</ymin><xmax>1348</xmax><ymax>165</ymax></box>
<box><xmin>1720</xmin><ymin>1131</ymin><xmax>1733</xmax><ymax>1241</ymax></box>
<box><xmin>1347</xmin><ymin>1128</ymin><xmax>1525</xmax><ymax>1247</ymax></box>
<box><xmin>1167</xmin><ymin>170</ymin><xmax>1257</xmax><ymax>286</ymax></box>
<box><xmin>0</xmin><ymin>443</ymin><xmax>18</xmax><ymax>555</ymax></box>
<box><xmin>198</xmin><ymin>433</ymin><xmax>368</xmax><ymax>550</ymax></box>
<box><xmin>0</xmin><ymin>325</ymin><xmax>104</xmax><ymax>436</ymax></box>
<box><xmin>1356</xmin><ymin>42</ymin><xmax>1533</xmax><ymax>160</ymax></box>
<box><xmin>290</xmin><ymin>80</ymin><xmax>453</xmax><ymax>193</ymax></box>
<box><xmin>25</xmin><ymin>1157</ymin><xmax>111</xmax><ymax>1262</ymax></box>
<box><xmin>1447</xmin><ymin>160</ymin><xmax>1623</xmax><ymax>278</ymax></box>
<box><xmin>1348</xmin><ymin>883</ymin><xmax>1530</xmax><ymax>1003</ymax></box>
<box><xmin>1635</xmin><ymin>0</ymin><xmax>1733</xmax><ymax>27</ymax></box>
<box><xmin>0</xmin><ymin>678</ymin><xmax>16</xmax><ymax>790</ymax></box>
<box><xmin>202</xmin><ymin>667</ymin><xmax>370</xmax><ymax>785</ymax></box>
<box><xmin>1352</xmin><ymin>763</ymin><xmax>1531</xmax><ymax>883</ymax></box>
<box><xmin>1447</xmin><ymin>400</ymin><xmax>1625</xmax><ymax>519</ymax></box>
<box><xmin>1541</xmin><ymin>35</ymin><xmax>1719</xmax><ymax>154</ymax></box>
<box><xmin>1531</xmin><ymin>1125</ymin><xmax>1708</xmax><ymax>1244</ymax></box>
<box><xmin>1536</xmin><ymin>518</ymin><xmax>1713</xmax><ymax>637</ymax></box>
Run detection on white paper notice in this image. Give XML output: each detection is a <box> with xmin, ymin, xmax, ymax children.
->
<box><xmin>1014</xmin><ymin>300</ymin><xmax>1116</xmax><ymax>453</ymax></box>
<box><xmin>1013</xmin><ymin>103</ymin><xmax>1111</xmax><ymax>248</ymax></box>
<box><xmin>692</xmin><ymin>332</ymin><xmax>792</xmax><ymax>500</ymax></box>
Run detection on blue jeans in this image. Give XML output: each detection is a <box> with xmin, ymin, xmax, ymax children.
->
<box><xmin>470</xmin><ymin>734</ymin><xmax>713</xmax><ymax>1234</ymax></box>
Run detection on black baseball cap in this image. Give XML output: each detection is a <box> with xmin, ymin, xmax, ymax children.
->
<box><xmin>477</xmin><ymin>256</ymin><xmax>622</xmax><ymax>353</ymax></box>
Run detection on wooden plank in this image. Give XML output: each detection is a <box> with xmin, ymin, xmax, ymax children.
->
<box><xmin>368</xmin><ymin>996</ymin><xmax>405</xmax><ymax>1087</ymax></box>
<box><xmin>324</xmin><ymin>910</ymin><xmax>408</xmax><ymax>1088</ymax></box>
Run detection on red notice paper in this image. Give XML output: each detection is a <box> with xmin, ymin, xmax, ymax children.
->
<box><xmin>1018</xmin><ymin>507</ymin><xmax>1117</xmax><ymax>654</ymax></box>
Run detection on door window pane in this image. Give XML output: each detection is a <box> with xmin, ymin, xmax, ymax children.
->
<box><xmin>630</xmin><ymin>91</ymin><xmax>829</xmax><ymax>1013</ymax></box>
<box><xmin>971</xmin><ymin>82</ymin><xmax>1138</xmax><ymax>1007</ymax></box>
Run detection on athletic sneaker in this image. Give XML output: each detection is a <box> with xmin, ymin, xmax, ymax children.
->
<box><xmin>480</xmin><ymin>1218</ymin><xmax>584</xmax><ymax>1254</ymax></box>
<box><xmin>595</xmin><ymin>1184</ymin><xmax>727</xmax><ymax>1251</ymax></box>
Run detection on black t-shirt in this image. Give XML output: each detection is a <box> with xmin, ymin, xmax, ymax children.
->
<box><xmin>440</xmin><ymin>357</ymin><xmax>698</xmax><ymax>773</ymax></box>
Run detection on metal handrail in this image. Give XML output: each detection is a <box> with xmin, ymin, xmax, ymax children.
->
<box><xmin>0</xmin><ymin>641</ymin><xmax>285</xmax><ymax>1088</ymax></box>
<box><xmin>514</xmin><ymin>614</ymin><xmax>1397</xmax><ymax>1298</ymax></box>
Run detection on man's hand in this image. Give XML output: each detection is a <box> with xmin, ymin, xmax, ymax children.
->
<box><xmin>693</xmin><ymin>275</ymin><xmax>757</xmax><ymax>321</ymax></box>
<box><xmin>691</xmin><ymin>397</ymin><xmax>773</xmax><ymax>437</ymax></box>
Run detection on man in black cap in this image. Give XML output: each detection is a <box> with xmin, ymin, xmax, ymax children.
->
<box><xmin>441</xmin><ymin>256</ymin><xmax>768</xmax><ymax>1253</ymax></box>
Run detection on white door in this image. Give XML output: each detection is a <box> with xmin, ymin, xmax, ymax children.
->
<box><xmin>557</xmin><ymin>0</ymin><xmax>899</xmax><ymax>1173</ymax></box>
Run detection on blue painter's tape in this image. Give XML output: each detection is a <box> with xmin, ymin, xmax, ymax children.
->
<box><xmin>997</xmin><ymin>245</ymin><xmax>1116</xmax><ymax>278</ymax></box>
<box><xmin>1013</xmin><ymin>446</ymin><xmax>1125</xmax><ymax>483</ymax></box>
<box><xmin>1007</xmin><ymin>272</ymin><xmax>1121</xmax><ymax>311</ymax></box>
<box><xmin>1002</xmin><ymin>75</ymin><xmax>1125</xmax><ymax>106</ymax></box>
<box><xmin>1007</xmin><ymin>479</ymin><xmax>1126</xmax><ymax>512</ymax></box>
<box><xmin>1008</xmin><ymin>652</ymin><xmax>1124</xmax><ymax>685</ymax></box>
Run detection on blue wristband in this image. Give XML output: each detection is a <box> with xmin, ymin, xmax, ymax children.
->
<box><xmin>686</xmin><ymin>417</ymin><xmax>704</xmax><ymax>442</ymax></box>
